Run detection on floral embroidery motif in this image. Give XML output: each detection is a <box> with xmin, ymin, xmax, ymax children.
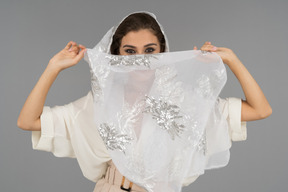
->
<box><xmin>89</xmin><ymin>58</ymin><xmax>110</xmax><ymax>100</ymax></box>
<box><xmin>196</xmin><ymin>75</ymin><xmax>212</xmax><ymax>98</ymax></box>
<box><xmin>98</xmin><ymin>123</ymin><xmax>133</xmax><ymax>154</ymax></box>
<box><xmin>143</xmin><ymin>96</ymin><xmax>185</xmax><ymax>140</ymax></box>
<box><xmin>106</xmin><ymin>54</ymin><xmax>158</xmax><ymax>68</ymax></box>
<box><xmin>154</xmin><ymin>66</ymin><xmax>184</xmax><ymax>105</ymax></box>
<box><xmin>90</xmin><ymin>69</ymin><xmax>101</xmax><ymax>99</ymax></box>
<box><xmin>185</xmin><ymin>115</ymin><xmax>206</xmax><ymax>155</ymax></box>
<box><xmin>196</xmin><ymin>69</ymin><xmax>226</xmax><ymax>99</ymax></box>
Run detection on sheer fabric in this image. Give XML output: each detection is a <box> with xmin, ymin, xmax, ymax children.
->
<box><xmin>84</xmin><ymin>12</ymin><xmax>232</xmax><ymax>192</ymax></box>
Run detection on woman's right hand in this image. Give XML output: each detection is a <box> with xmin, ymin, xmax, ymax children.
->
<box><xmin>48</xmin><ymin>41</ymin><xmax>86</xmax><ymax>72</ymax></box>
<box><xmin>17</xmin><ymin>41</ymin><xmax>86</xmax><ymax>131</ymax></box>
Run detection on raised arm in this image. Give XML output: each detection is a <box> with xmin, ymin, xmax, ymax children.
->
<box><xmin>17</xmin><ymin>41</ymin><xmax>86</xmax><ymax>131</ymax></box>
<box><xmin>196</xmin><ymin>42</ymin><xmax>272</xmax><ymax>121</ymax></box>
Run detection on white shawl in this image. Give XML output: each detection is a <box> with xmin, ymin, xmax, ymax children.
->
<box><xmin>84</xmin><ymin>12</ymin><xmax>231</xmax><ymax>192</ymax></box>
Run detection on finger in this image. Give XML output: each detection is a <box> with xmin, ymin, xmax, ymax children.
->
<box><xmin>78</xmin><ymin>44</ymin><xmax>86</xmax><ymax>50</ymax></box>
<box><xmin>201</xmin><ymin>45</ymin><xmax>217</xmax><ymax>51</ymax></box>
<box><xmin>200</xmin><ymin>45</ymin><xmax>211</xmax><ymax>51</ymax></box>
<box><xmin>71</xmin><ymin>42</ymin><xmax>78</xmax><ymax>49</ymax></box>
<box><xmin>78</xmin><ymin>45</ymin><xmax>86</xmax><ymax>54</ymax></box>
<box><xmin>74</xmin><ymin>48</ymin><xmax>86</xmax><ymax>63</ymax></box>
<box><xmin>202</xmin><ymin>43</ymin><xmax>214</xmax><ymax>48</ymax></box>
<box><xmin>70</xmin><ymin>43</ymin><xmax>80</xmax><ymax>53</ymax></box>
<box><xmin>65</xmin><ymin>41</ymin><xmax>74</xmax><ymax>50</ymax></box>
<box><xmin>193</xmin><ymin>46</ymin><xmax>197</xmax><ymax>50</ymax></box>
<box><xmin>68</xmin><ymin>42</ymin><xmax>78</xmax><ymax>51</ymax></box>
<box><xmin>212</xmin><ymin>46</ymin><xmax>217</xmax><ymax>51</ymax></box>
<box><xmin>214</xmin><ymin>47</ymin><xmax>225</xmax><ymax>51</ymax></box>
<box><xmin>201</xmin><ymin>42</ymin><xmax>213</xmax><ymax>50</ymax></box>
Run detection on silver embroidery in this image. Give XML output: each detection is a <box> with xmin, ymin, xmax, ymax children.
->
<box><xmin>198</xmin><ymin>132</ymin><xmax>207</xmax><ymax>155</ymax></box>
<box><xmin>89</xmin><ymin>55</ymin><xmax>110</xmax><ymax>101</ymax></box>
<box><xmin>143</xmin><ymin>96</ymin><xmax>185</xmax><ymax>140</ymax></box>
<box><xmin>196</xmin><ymin>69</ymin><xmax>226</xmax><ymax>99</ymax></box>
<box><xmin>155</xmin><ymin>66</ymin><xmax>184</xmax><ymax>105</ymax></box>
<box><xmin>98</xmin><ymin>123</ymin><xmax>133</xmax><ymax>154</ymax></box>
<box><xmin>90</xmin><ymin>69</ymin><xmax>101</xmax><ymax>99</ymax></box>
<box><xmin>187</xmin><ymin>131</ymin><xmax>206</xmax><ymax>155</ymax></box>
<box><xmin>185</xmin><ymin>114</ymin><xmax>206</xmax><ymax>155</ymax></box>
<box><xmin>196</xmin><ymin>75</ymin><xmax>212</xmax><ymax>98</ymax></box>
<box><xmin>106</xmin><ymin>54</ymin><xmax>158</xmax><ymax>68</ymax></box>
<box><xmin>211</xmin><ymin>69</ymin><xmax>226</xmax><ymax>81</ymax></box>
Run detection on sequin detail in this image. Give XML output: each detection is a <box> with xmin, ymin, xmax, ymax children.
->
<box><xmin>198</xmin><ymin>132</ymin><xmax>207</xmax><ymax>155</ymax></box>
<box><xmin>98</xmin><ymin>123</ymin><xmax>133</xmax><ymax>154</ymax></box>
<box><xmin>106</xmin><ymin>54</ymin><xmax>158</xmax><ymax>68</ymax></box>
<box><xmin>143</xmin><ymin>96</ymin><xmax>185</xmax><ymax>140</ymax></box>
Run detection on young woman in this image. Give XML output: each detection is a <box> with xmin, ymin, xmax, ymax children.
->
<box><xmin>18</xmin><ymin>12</ymin><xmax>272</xmax><ymax>192</ymax></box>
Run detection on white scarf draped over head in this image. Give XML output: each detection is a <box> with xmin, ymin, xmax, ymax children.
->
<box><xmin>85</xmin><ymin>11</ymin><xmax>231</xmax><ymax>192</ymax></box>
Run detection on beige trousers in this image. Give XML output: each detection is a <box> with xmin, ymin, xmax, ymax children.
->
<box><xmin>93</xmin><ymin>160</ymin><xmax>147</xmax><ymax>192</ymax></box>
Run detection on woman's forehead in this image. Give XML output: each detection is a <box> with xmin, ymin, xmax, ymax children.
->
<box><xmin>121</xmin><ymin>29</ymin><xmax>159</xmax><ymax>46</ymax></box>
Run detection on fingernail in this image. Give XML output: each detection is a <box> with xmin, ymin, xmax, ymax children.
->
<box><xmin>69</xmin><ymin>48</ymin><xmax>72</xmax><ymax>51</ymax></box>
<box><xmin>212</xmin><ymin>46</ymin><xmax>217</xmax><ymax>50</ymax></box>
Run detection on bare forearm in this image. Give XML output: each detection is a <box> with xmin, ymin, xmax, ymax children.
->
<box><xmin>227</xmin><ymin>56</ymin><xmax>272</xmax><ymax>121</ymax></box>
<box><xmin>17</xmin><ymin>66</ymin><xmax>60</xmax><ymax>131</ymax></box>
<box><xmin>199</xmin><ymin>42</ymin><xmax>272</xmax><ymax>121</ymax></box>
<box><xmin>17</xmin><ymin>42</ymin><xmax>86</xmax><ymax>131</ymax></box>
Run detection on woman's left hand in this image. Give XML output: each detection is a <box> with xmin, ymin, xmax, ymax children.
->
<box><xmin>194</xmin><ymin>42</ymin><xmax>272</xmax><ymax>121</ymax></box>
<box><xmin>194</xmin><ymin>42</ymin><xmax>238</xmax><ymax>66</ymax></box>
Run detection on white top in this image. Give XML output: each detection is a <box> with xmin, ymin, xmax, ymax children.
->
<box><xmin>32</xmin><ymin>91</ymin><xmax>247</xmax><ymax>186</ymax></box>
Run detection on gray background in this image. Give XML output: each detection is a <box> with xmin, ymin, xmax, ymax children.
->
<box><xmin>1</xmin><ymin>0</ymin><xmax>287</xmax><ymax>191</ymax></box>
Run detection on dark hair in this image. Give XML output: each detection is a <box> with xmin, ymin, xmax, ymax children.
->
<box><xmin>110</xmin><ymin>12</ymin><xmax>166</xmax><ymax>55</ymax></box>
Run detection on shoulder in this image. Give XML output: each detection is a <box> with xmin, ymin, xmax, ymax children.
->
<box><xmin>66</xmin><ymin>91</ymin><xmax>94</xmax><ymax>118</ymax></box>
<box><xmin>69</xmin><ymin>91</ymin><xmax>93</xmax><ymax>108</ymax></box>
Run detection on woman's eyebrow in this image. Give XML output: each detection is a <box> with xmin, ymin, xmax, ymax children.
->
<box><xmin>123</xmin><ymin>43</ymin><xmax>157</xmax><ymax>48</ymax></box>
<box><xmin>123</xmin><ymin>45</ymin><xmax>136</xmax><ymax>48</ymax></box>
<box><xmin>144</xmin><ymin>43</ymin><xmax>157</xmax><ymax>47</ymax></box>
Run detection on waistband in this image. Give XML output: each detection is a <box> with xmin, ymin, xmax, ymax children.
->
<box><xmin>104</xmin><ymin>160</ymin><xmax>147</xmax><ymax>192</ymax></box>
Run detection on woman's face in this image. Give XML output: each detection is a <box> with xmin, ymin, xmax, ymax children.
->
<box><xmin>119</xmin><ymin>29</ymin><xmax>161</xmax><ymax>55</ymax></box>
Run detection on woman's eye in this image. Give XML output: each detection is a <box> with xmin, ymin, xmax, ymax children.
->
<box><xmin>125</xmin><ymin>49</ymin><xmax>136</xmax><ymax>54</ymax></box>
<box><xmin>145</xmin><ymin>48</ymin><xmax>155</xmax><ymax>53</ymax></box>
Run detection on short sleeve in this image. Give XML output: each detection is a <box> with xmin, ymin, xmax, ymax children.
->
<box><xmin>31</xmin><ymin>94</ymin><xmax>90</xmax><ymax>158</ymax></box>
<box><xmin>32</xmin><ymin>92</ymin><xmax>111</xmax><ymax>182</ymax></box>
<box><xmin>217</xmin><ymin>97</ymin><xmax>247</xmax><ymax>141</ymax></box>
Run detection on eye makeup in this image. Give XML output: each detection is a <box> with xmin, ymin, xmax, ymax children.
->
<box><xmin>122</xmin><ymin>43</ymin><xmax>158</xmax><ymax>55</ymax></box>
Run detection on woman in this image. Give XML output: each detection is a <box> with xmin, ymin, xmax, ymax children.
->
<box><xmin>18</xmin><ymin>12</ymin><xmax>272</xmax><ymax>192</ymax></box>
